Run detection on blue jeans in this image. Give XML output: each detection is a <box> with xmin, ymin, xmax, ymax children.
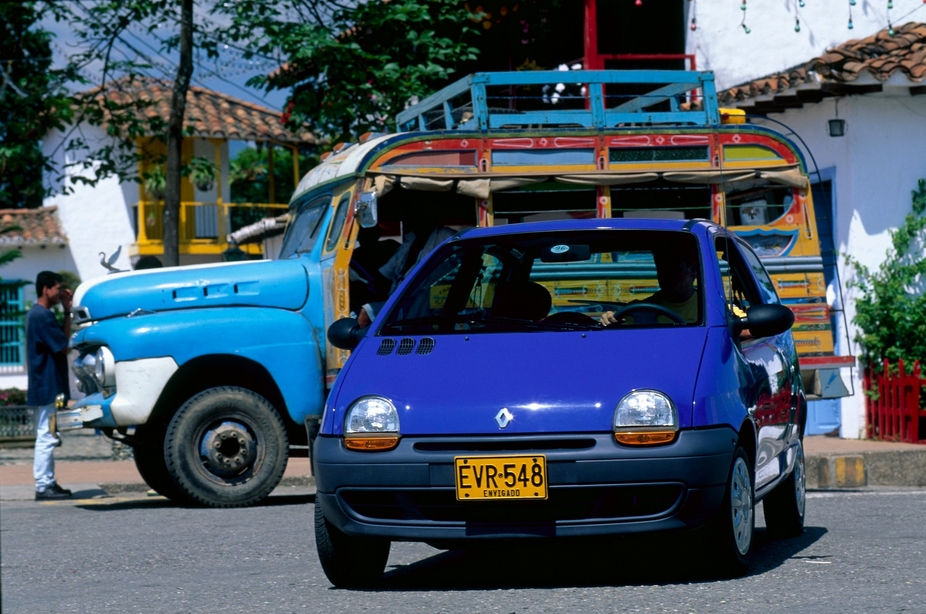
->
<box><xmin>33</xmin><ymin>403</ymin><xmax>59</xmax><ymax>490</ymax></box>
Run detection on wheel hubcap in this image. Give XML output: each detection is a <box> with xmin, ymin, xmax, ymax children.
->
<box><xmin>795</xmin><ymin>441</ymin><xmax>806</xmax><ymax>518</ymax></box>
<box><xmin>730</xmin><ymin>457</ymin><xmax>753</xmax><ymax>556</ymax></box>
<box><xmin>200</xmin><ymin>421</ymin><xmax>258</xmax><ymax>478</ymax></box>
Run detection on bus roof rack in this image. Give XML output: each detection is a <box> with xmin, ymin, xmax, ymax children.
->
<box><xmin>395</xmin><ymin>70</ymin><xmax>720</xmax><ymax>133</ymax></box>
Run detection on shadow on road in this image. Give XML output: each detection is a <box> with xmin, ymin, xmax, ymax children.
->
<box><xmin>366</xmin><ymin>526</ymin><xmax>827</xmax><ymax>590</ymax></box>
<box><xmin>73</xmin><ymin>493</ymin><xmax>314</xmax><ymax>512</ymax></box>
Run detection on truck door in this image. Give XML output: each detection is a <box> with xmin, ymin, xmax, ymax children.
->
<box><xmin>320</xmin><ymin>188</ymin><xmax>357</xmax><ymax>385</ymax></box>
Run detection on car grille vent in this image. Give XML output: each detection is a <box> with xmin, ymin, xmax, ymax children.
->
<box><xmin>414</xmin><ymin>438</ymin><xmax>596</xmax><ymax>452</ymax></box>
<box><xmin>396</xmin><ymin>338</ymin><xmax>416</xmax><ymax>355</ymax></box>
<box><xmin>416</xmin><ymin>338</ymin><xmax>435</xmax><ymax>355</ymax></box>
<box><xmin>377</xmin><ymin>339</ymin><xmax>396</xmax><ymax>356</ymax></box>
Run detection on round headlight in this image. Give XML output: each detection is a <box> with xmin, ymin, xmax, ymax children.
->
<box><xmin>81</xmin><ymin>352</ymin><xmax>96</xmax><ymax>378</ymax></box>
<box><xmin>613</xmin><ymin>390</ymin><xmax>678</xmax><ymax>446</ymax></box>
<box><xmin>93</xmin><ymin>346</ymin><xmax>115</xmax><ymax>388</ymax></box>
<box><xmin>345</xmin><ymin>396</ymin><xmax>399</xmax><ymax>434</ymax></box>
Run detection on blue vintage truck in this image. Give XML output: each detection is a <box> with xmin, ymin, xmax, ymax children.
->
<box><xmin>62</xmin><ymin>70</ymin><xmax>848</xmax><ymax>507</ymax></box>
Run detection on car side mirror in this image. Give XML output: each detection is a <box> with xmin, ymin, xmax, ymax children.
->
<box><xmin>327</xmin><ymin>317</ymin><xmax>368</xmax><ymax>350</ymax></box>
<box><xmin>735</xmin><ymin>304</ymin><xmax>795</xmax><ymax>338</ymax></box>
<box><xmin>355</xmin><ymin>191</ymin><xmax>378</xmax><ymax>229</ymax></box>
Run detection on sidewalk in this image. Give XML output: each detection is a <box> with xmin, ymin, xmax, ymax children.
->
<box><xmin>2</xmin><ymin>431</ymin><xmax>925</xmax><ymax>500</ymax></box>
<box><xmin>0</xmin><ymin>430</ymin><xmax>313</xmax><ymax>501</ymax></box>
<box><xmin>803</xmin><ymin>435</ymin><xmax>926</xmax><ymax>489</ymax></box>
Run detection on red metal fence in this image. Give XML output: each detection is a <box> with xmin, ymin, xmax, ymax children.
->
<box><xmin>864</xmin><ymin>359</ymin><xmax>926</xmax><ymax>443</ymax></box>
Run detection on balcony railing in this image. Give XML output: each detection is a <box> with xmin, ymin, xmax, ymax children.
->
<box><xmin>135</xmin><ymin>201</ymin><xmax>289</xmax><ymax>256</ymax></box>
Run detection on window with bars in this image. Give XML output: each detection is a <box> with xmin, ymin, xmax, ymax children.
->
<box><xmin>0</xmin><ymin>282</ymin><xmax>25</xmax><ymax>368</ymax></box>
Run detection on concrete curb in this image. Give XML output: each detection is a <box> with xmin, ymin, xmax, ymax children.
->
<box><xmin>806</xmin><ymin>449</ymin><xmax>926</xmax><ymax>489</ymax></box>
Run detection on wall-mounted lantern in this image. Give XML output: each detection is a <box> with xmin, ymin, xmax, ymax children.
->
<box><xmin>828</xmin><ymin>98</ymin><xmax>846</xmax><ymax>137</ymax></box>
<box><xmin>828</xmin><ymin>118</ymin><xmax>847</xmax><ymax>137</ymax></box>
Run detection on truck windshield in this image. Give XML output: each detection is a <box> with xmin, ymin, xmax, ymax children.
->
<box><xmin>379</xmin><ymin>230</ymin><xmax>703</xmax><ymax>336</ymax></box>
<box><xmin>279</xmin><ymin>196</ymin><xmax>330</xmax><ymax>258</ymax></box>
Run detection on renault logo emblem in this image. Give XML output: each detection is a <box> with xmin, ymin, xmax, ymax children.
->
<box><xmin>495</xmin><ymin>408</ymin><xmax>513</xmax><ymax>429</ymax></box>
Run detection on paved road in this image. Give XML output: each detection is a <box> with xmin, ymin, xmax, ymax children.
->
<box><xmin>2</xmin><ymin>488</ymin><xmax>925</xmax><ymax>613</ymax></box>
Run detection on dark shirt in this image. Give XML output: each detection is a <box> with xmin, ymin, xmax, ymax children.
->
<box><xmin>26</xmin><ymin>304</ymin><xmax>69</xmax><ymax>406</ymax></box>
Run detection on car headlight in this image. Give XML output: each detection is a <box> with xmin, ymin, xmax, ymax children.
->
<box><xmin>344</xmin><ymin>396</ymin><xmax>400</xmax><ymax>451</ymax></box>
<box><xmin>93</xmin><ymin>346</ymin><xmax>115</xmax><ymax>389</ymax></box>
<box><xmin>613</xmin><ymin>389</ymin><xmax>678</xmax><ymax>446</ymax></box>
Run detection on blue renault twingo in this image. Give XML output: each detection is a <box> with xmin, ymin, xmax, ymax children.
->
<box><xmin>317</xmin><ymin>218</ymin><xmax>806</xmax><ymax>586</ymax></box>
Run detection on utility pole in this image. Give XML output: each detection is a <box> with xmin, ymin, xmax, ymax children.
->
<box><xmin>163</xmin><ymin>0</ymin><xmax>194</xmax><ymax>267</ymax></box>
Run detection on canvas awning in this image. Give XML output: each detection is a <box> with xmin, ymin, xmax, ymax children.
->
<box><xmin>369</xmin><ymin>165</ymin><xmax>806</xmax><ymax>199</ymax></box>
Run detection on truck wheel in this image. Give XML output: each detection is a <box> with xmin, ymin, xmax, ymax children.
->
<box><xmin>315</xmin><ymin>503</ymin><xmax>390</xmax><ymax>588</ymax></box>
<box><xmin>704</xmin><ymin>445</ymin><xmax>754</xmax><ymax>577</ymax></box>
<box><xmin>764</xmin><ymin>438</ymin><xmax>806</xmax><ymax>538</ymax></box>
<box><xmin>132</xmin><ymin>426</ymin><xmax>190</xmax><ymax>503</ymax></box>
<box><xmin>164</xmin><ymin>387</ymin><xmax>288</xmax><ymax>508</ymax></box>
<box><xmin>132</xmin><ymin>427</ymin><xmax>190</xmax><ymax>503</ymax></box>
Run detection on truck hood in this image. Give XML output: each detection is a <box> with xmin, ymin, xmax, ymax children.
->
<box><xmin>73</xmin><ymin>260</ymin><xmax>309</xmax><ymax>322</ymax></box>
<box><xmin>330</xmin><ymin>327</ymin><xmax>709</xmax><ymax>436</ymax></box>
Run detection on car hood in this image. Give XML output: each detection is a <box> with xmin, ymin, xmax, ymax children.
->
<box><xmin>330</xmin><ymin>327</ymin><xmax>709</xmax><ymax>436</ymax></box>
<box><xmin>72</xmin><ymin>260</ymin><xmax>309</xmax><ymax>322</ymax></box>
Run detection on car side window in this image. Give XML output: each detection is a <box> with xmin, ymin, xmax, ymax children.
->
<box><xmin>715</xmin><ymin>236</ymin><xmax>762</xmax><ymax>316</ymax></box>
<box><xmin>737</xmin><ymin>241</ymin><xmax>780</xmax><ymax>305</ymax></box>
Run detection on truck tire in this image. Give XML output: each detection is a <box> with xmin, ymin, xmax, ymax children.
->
<box><xmin>164</xmin><ymin>387</ymin><xmax>288</xmax><ymax>508</ymax></box>
<box><xmin>315</xmin><ymin>503</ymin><xmax>390</xmax><ymax>588</ymax></box>
<box><xmin>763</xmin><ymin>438</ymin><xmax>806</xmax><ymax>538</ymax></box>
<box><xmin>132</xmin><ymin>426</ymin><xmax>190</xmax><ymax>503</ymax></box>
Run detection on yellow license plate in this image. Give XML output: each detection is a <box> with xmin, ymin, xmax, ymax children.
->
<box><xmin>454</xmin><ymin>455</ymin><xmax>548</xmax><ymax>501</ymax></box>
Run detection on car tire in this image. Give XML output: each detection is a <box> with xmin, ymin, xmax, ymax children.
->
<box><xmin>315</xmin><ymin>503</ymin><xmax>390</xmax><ymax>588</ymax></box>
<box><xmin>706</xmin><ymin>445</ymin><xmax>754</xmax><ymax>577</ymax></box>
<box><xmin>763</xmin><ymin>438</ymin><xmax>806</xmax><ymax>538</ymax></box>
<box><xmin>164</xmin><ymin>387</ymin><xmax>288</xmax><ymax>508</ymax></box>
<box><xmin>132</xmin><ymin>425</ymin><xmax>191</xmax><ymax>503</ymax></box>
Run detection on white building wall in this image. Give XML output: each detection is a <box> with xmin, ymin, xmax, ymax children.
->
<box><xmin>0</xmin><ymin>246</ymin><xmax>78</xmax><ymax>390</ymax></box>
<box><xmin>688</xmin><ymin>0</ymin><xmax>923</xmax><ymax>89</ymax></box>
<box><xmin>751</xmin><ymin>89</ymin><xmax>926</xmax><ymax>437</ymax></box>
<box><xmin>41</xmin><ymin>123</ymin><xmax>137</xmax><ymax>283</ymax></box>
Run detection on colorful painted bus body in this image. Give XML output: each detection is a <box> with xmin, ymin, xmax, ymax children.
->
<box><xmin>303</xmin><ymin>70</ymin><xmax>851</xmax><ymax>396</ymax></box>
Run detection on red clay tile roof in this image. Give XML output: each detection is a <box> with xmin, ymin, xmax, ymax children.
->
<box><xmin>719</xmin><ymin>22</ymin><xmax>926</xmax><ymax>108</ymax></box>
<box><xmin>0</xmin><ymin>207</ymin><xmax>67</xmax><ymax>246</ymax></box>
<box><xmin>89</xmin><ymin>76</ymin><xmax>314</xmax><ymax>144</ymax></box>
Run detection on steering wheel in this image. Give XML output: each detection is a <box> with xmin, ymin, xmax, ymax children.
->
<box><xmin>542</xmin><ymin>312</ymin><xmax>598</xmax><ymax>326</ymax></box>
<box><xmin>607</xmin><ymin>303</ymin><xmax>686</xmax><ymax>326</ymax></box>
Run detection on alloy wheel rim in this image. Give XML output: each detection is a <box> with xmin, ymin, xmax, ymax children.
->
<box><xmin>730</xmin><ymin>457</ymin><xmax>753</xmax><ymax>556</ymax></box>
<box><xmin>795</xmin><ymin>441</ymin><xmax>806</xmax><ymax>517</ymax></box>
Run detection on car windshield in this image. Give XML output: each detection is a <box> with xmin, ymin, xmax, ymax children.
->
<box><xmin>278</xmin><ymin>196</ymin><xmax>329</xmax><ymax>258</ymax></box>
<box><xmin>379</xmin><ymin>229</ymin><xmax>703</xmax><ymax>336</ymax></box>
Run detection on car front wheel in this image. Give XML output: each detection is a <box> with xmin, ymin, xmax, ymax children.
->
<box><xmin>315</xmin><ymin>503</ymin><xmax>390</xmax><ymax>588</ymax></box>
<box><xmin>705</xmin><ymin>445</ymin><xmax>754</xmax><ymax>577</ymax></box>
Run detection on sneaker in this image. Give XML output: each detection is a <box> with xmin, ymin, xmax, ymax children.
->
<box><xmin>35</xmin><ymin>483</ymin><xmax>72</xmax><ymax>500</ymax></box>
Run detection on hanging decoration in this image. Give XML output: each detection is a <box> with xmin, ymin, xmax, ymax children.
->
<box><xmin>848</xmin><ymin>0</ymin><xmax>854</xmax><ymax>29</ymax></box>
<box><xmin>887</xmin><ymin>0</ymin><xmax>895</xmax><ymax>36</ymax></box>
<box><xmin>689</xmin><ymin>0</ymin><xmax>697</xmax><ymax>31</ymax></box>
<box><xmin>741</xmin><ymin>0</ymin><xmax>750</xmax><ymax>34</ymax></box>
<box><xmin>795</xmin><ymin>16</ymin><xmax>801</xmax><ymax>32</ymax></box>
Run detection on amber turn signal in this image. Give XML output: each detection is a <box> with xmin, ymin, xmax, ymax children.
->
<box><xmin>614</xmin><ymin>431</ymin><xmax>677</xmax><ymax>446</ymax></box>
<box><xmin>344</xmin><ymin>436</ymin><xmax>400</xmax><ymax>451</ymax></box>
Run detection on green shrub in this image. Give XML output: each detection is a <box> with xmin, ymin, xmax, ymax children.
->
<box><xmin>847</xmin><ymin>178</ymin><xmax>926</xmax><ymax>370</ymax></box>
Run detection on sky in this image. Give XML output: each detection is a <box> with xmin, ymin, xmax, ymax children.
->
<box><xmin>41</xmin><ymin>3</ymin><xmax>290</xmax><ymax>113</ymax></box>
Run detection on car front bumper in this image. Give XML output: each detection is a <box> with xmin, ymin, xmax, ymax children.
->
<box><xmin>315</xmin><ymin>427</ymin><xmax>738</xmax><ymax>542</ymax></box>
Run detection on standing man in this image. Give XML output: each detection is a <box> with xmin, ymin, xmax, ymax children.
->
<box><xmin>28</xmin><ymin>271</ymin><xmax>73</xmax><ymax>500</ymax></box>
